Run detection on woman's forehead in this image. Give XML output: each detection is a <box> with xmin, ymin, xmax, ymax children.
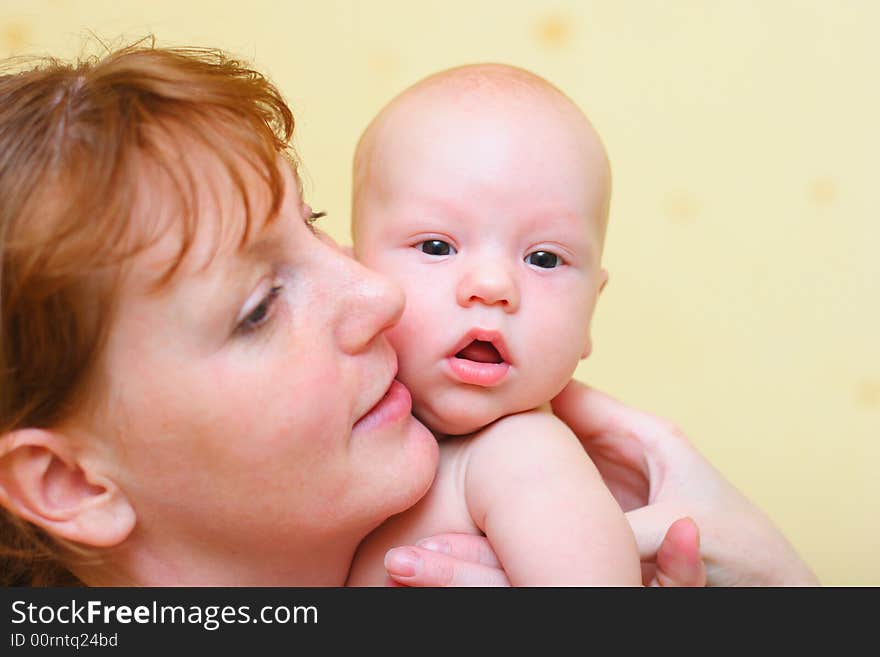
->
<box><xmin>126</xmin><ymin>145</ymin><xmax>299</xmax><ymax>289</ymax></box>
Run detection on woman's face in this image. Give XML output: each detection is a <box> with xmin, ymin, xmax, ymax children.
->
<box><xmin>81</xmin><ymin>149</ymin><xmax>438</xmax><ymax>575</ymax></box>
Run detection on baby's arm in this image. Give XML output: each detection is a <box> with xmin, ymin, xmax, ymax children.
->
<box><xmin>465</xmin><ymin>407</ymin><xmax>641</xmax><ymax>585</ymax></box>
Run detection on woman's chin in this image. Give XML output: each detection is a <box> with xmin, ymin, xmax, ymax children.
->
<box><xmin>391</xmin><ymin>416</ymin><xmax>440</xmax><ymax>509</ymax></box>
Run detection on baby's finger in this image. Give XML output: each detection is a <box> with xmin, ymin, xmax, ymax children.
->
<box><xmin>384</xmin><ymin>547</ymin><xmax>510</xmax><ymax>587</ymax></box>
<box><xmin>416</xmin><ymin>533</ymin><xmax>502</xmax><ymax>568</ymax></box>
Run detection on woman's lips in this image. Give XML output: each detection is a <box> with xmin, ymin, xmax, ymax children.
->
<box><xmin>353</xmin><ymin>379</ymin><xmax>413</xmax><ymax>433</ymax></box>
<box><xmin>445</xmin><ymin>356</ymin><xmax>510</xmax><ymax>386</ymax></box>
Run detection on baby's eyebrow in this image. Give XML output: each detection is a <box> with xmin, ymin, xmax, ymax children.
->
<box><xmin>404</xmin><ymin>195</ymin><xmax>463</xmax><ymax>217</ymax></box>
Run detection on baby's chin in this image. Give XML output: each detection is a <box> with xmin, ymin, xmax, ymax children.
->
<box><xmin>412</xmin><ymin>399</ymin><xmax>511</xmax><ymax>437</ymax></box>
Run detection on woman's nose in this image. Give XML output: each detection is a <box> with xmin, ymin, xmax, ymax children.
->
<box><xmin>331</xmin><ymin>248</ymin><xmax>405</xmax><ymax>355</ymax></box>
<box><xmin>455</xmin><ymin>258</ymin><xmax>519</xmax><ymax>312</ymax></box>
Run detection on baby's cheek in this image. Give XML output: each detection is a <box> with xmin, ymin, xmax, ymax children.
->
<box><xmin>521</xmin><ymin>317</ymin><xmax>588</xmax><ymax>394</ymax></box>
<box><xmin>352</xmin><ymin>239</ymin><xmax>395</xmax><ymax>275</ymax></box>
<box><xmin>383</xmin><ymin>316</ymin><xmax>425</xmax><ymax>382</ymax></box>
<box><xmin>383</xmin><ymin>320</ymin><xmax>408</xmax><ymax>356</ymax></box>
<box><xmin>383</xmin><ymin>307</ymin><xmax>441</xmax><ymax>408</ymax></box>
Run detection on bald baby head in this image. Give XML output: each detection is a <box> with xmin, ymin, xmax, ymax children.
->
<box><xmin>351</xmin><ymin>64</ymin><xmax>613</xmax><ymax>433</ymax></box>
<box><xmin>352</xmin><ymin>63</ymin><xmax>611</xmax><ymax>248</ymax></box>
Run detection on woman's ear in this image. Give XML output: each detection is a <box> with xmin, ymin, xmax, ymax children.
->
<box><xmin>0</xmin><ymin>428</ymin><xmax>135</xmax><ymax>548</ymax></box>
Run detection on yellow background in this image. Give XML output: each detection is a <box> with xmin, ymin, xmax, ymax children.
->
<box><xmin>2</xmin><ymin>1</ymin><xmax>876</xmax><ymax>585</ymax></box>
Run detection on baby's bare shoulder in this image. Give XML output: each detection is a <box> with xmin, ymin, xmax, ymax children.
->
<box><xmin>468</xmin><ymin>406</ymin><xmax>576</xmax><ymax>454</ymax></box>
<box><xmin>462</xmin><ymin>407</ymin><xmax>589</xmax><ymax>492</ymax></box>
<box><xmin>461</xmin><ymin>407</ymin><xmax>602</xmax><ymax>534</ymax></box>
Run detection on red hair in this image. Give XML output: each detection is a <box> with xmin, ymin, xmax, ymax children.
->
<box><xmin>0</xmin><ymin>42</ymin><xmax>296</xmax><ymax>585</ymax></box>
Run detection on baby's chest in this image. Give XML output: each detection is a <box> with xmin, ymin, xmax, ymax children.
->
<box><xmin>346</xmin><ymin>442</ymin><xmax>479</xmax><ymax>586</ymax></box>
<box><xmin>381</xmin><ymin>441</ymin><xmax>479</xmax><ymax>543</ymax></box>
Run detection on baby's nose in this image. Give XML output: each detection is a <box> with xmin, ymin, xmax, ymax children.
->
<box><xmin>456</xmin><ymin>259</ymin><xmax>519</xmax><ymax>312</ymax></box>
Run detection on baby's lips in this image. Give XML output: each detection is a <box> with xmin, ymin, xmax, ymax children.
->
<box><xmin>448</xmin><ymin>327</ymin><xmax>512</xmax><ymax>364</ymax></box>
<box><xmin>446</xmin><ymin>355</ymin><xmax>510</xmax><ymax>387</ymax></box>
<box><xmin>456</xmin><ymin>340</ymin><xmax>504</xmax><ymax>364</ymax></box>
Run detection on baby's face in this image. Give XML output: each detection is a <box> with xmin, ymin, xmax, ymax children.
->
<box><xmin>355</xmin><ymin>91</ymin><xmax>609</xmax><ymax>435</ymax></box>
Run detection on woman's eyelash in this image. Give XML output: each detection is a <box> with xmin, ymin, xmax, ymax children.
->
<box><xmin>305</xmin><ymin>210</ymin><xmax>326</xmax><ymax>233</ymax></box>
<box><xmin>238</xmin><ymin>285</ymin><xmax>283</xmax><ymax>335</ymax></box>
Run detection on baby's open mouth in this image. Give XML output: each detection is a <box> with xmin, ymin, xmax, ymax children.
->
<box><xmin>455</xmin><ymin>340</ymin><xmax>504</xmax><ymax>364</ymax></box>
<box><xmin>446</xmin><ymin>331</ymin><xmax>511</xmax><ymax>386</ymax></box>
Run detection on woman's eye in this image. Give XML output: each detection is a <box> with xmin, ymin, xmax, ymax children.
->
<box><xmin>418</xmin><ymin>239</ymin><xmax>456</xmax><ymax>256</ymax></box>
<box><xmin>525</xmin><ymin>250</ymin><xmax>561</xmax><ymax>268</ymax></box>
<box><xmin>239</xmin><ymin>285</ymin><xmax>283</xmax><ymax>334</ymax></box>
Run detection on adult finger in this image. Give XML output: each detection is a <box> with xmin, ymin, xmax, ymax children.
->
<box><xmin>551</xmin><ymin>381</ymin><xmax>680</xmax><ymax>451</ymax></box>
<box><xmin>415</xmin><ymin>533</ymin><xmax>502</xmax><ymax>568</ymax></box>
<box><xmin>384</xmin><ymin>546</ymin><xmax>510</xmax><ymax>587</ymax></box>
<box><xmin>649</xmin><ymin>517</ymin><xmax>706</xmax><ymax>587</ymax></box>
<box><xmin>551</xmin><ymin>381</ymin><xmax>639</xmax><ymax>437</ymax></box>
<box><xmin>625</xmin><ymin>503</ymin><xmax>691</xmax><ymax>561</ymax></box>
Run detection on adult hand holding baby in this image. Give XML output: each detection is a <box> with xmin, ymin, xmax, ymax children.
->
<box><xmin>387</xmin><ymin>381</ymin><xmax>818</xmax><ymax>587</ymax></box>
<box><xmin>386</xmin><ymin>515</ymin><xmax>703</xmax><ymax>586</ymax></box>
<box><xmin>554</xmin><ymin>382</ymin><xmax>818</xmax><ymax>586</ymax></box>
<box><xmin>553</xmin><ymin>382</ymin><xmax>818</xmax><ymax>586</ymax></box>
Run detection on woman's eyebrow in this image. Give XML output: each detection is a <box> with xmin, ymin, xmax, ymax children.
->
<box><xmin>242</xmin><ymin>233</ymin><xmax>280</xmax><ymax>260</ymax></box>
<box><xmin>239</xmin><ymin>216</ymin><xmax>289</xmax><ymax>262</ymax></box>
<box><xmin>195</xmin><ymin>228</ymin><xmax>282</xmax><ymax>308</ymax></box>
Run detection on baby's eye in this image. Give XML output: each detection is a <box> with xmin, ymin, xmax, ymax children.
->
<box><xmin>417</xmin><ymin>239</ymin><xmax>456</xmax><ymax>256</ymax></box>
<box><xmin>525</xmin><ymin>250</ymin><xmax>562</xmax><ymax>268</ymax></box>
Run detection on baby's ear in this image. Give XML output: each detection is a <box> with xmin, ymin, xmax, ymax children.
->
<box><xmin>598</xmin><ymin>268</ymin><xmax>609</xmax><ymax>295</ymax></box>
<box><xmin>0</xmin><ymin>429</ymin><xmax>135</xmax><ymax>548</ymax></box>
<box><xmin>580</xmin><ymin>269</ymin><xmax>610</xmax><ymax>360</ymax></box>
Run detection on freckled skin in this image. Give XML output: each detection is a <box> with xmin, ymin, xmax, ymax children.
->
<box><xmin>70</xmin><ymin>150</ymin><xmax>439</xmax><ymax>585</ymax></box>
